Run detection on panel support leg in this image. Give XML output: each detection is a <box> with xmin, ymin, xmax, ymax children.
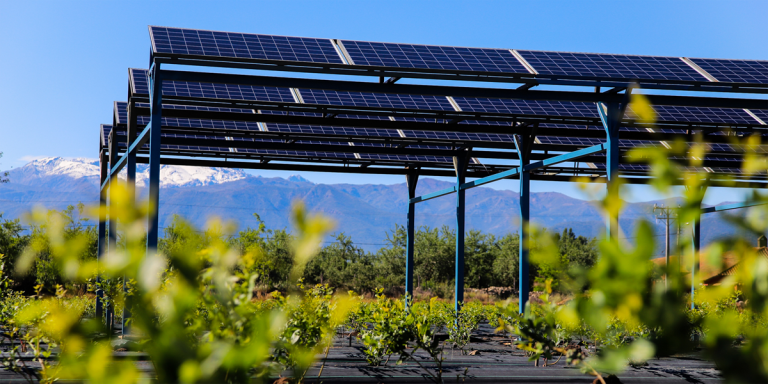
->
<box><xmin>687</xmin><ymin>184</ymin><xmax>706</xmax><ymax>309</ymax></box>
<box><xmin>405</xmin><ymin>172</ymin><xmax>418</xmax><ymax>306</ymax></box>
<box><xmin>691</xmin><ymin>212</ymin><xmax>701</xmax><ymax>309</ymax></box>
<box><xmin>123</xmin><ymin>98</ymin><xmax>137</xmax><ymax>336</ymax></box>
<box><xmin>514</xmin><ymin>133</ymin><xmax>535</xmax><ymax>314</ymax></box>
<box><xmin>454</xmin><ymin>152</ymin><xmax>469</xmax><ymax>312</ymax></box>
<box><xmin>598</xmin><ymin>100</ymin><xmax>629</xmax><ymax>241</ymax></box>
<box><xmin>96</xmin><ymin>151</ymin><xmax>107</xmax><ymax>319</ymax></box>
<box><xmin>146</xmin><ymin>63</ymin><xmax>163</xmax><ymax>253</ymax></box>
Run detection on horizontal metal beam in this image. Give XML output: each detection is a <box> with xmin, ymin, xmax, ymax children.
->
<box><xmin>701</xmin><ymin>200</ymin><xmax>768</xmax><ymax>214</ymax></box>
<box><xmin>409</xmin><ymin>186</ymin><xmax>457</xmax><ymax>203</ymax></box>
<box><xmin>525</xmin><ymin>143</ymin><xmax>607</xmax><ymax>171</ymax></box>
<box><xmin>161</xmin><ymin>70</ymin><xmax>768</xmax><ymax>110</ymax></box>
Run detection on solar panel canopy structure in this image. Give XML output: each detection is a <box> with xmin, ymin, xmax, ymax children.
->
<box><xmin>105</xmin><ymin>28</ymin><xmax>768</xmax><ymax>185</ymax></box>
<box><xmin>98</xmin><ymin>25</ymin><xmax>768</xmax><ymax>325</ymax></box>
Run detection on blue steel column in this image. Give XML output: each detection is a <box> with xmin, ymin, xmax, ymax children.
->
<box><xmin>690</xmin><ymin>213</ymin><xmax>701</xmax><ymax>309</ymax></box>
<box><xmin>146</xmin><ymin>63</ymin><xmax>162</xmax><ymax>253</ymax></box>
<box><xmin>405</xmin><ymin>173</ymin><xmax>418</xmax><ymax>305</ymax></box>
<box><xmin>454</xmin><ymin>154</ymin><xmax>467</xmax><ymax>312</ymax></box>
<box><xmin>106</xmin><ymin>132</ymin><xmax>118</xmax><ymax>328</ymax></box>
<box><xmin>515</xmin><ymin>136</ymin><xmax>531</xmax><ymax>314</ymax></box>
<box><xmin>96</xmin><ymin>151</ymin><xmax>107</xmax><ymax>319</ymax></box>
<box><xmin>123</xmin><ymin>98</ymin><xmax>137</xmax><ymax>336</ymax></box>
<box><xmin>600</xmin><ymin>102</ymin><xmax>621</xmax><ymax>240</ymax></box>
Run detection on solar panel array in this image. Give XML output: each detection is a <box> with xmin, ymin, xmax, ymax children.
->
<box><xmin>102</xmin><ymin>26</ymin><xmax>768</xmax><ymax>182</ymax></box>
<box><xmin>150</xmin><ymin>27</ymin><xmax>344</xmax><ymax>64</ymax></box>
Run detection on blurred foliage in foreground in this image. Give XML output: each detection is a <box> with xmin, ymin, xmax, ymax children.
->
<box><xmin>3</xmin><ymin>95</ymin><xmax>768</xmax><ymax>383</ymax></box>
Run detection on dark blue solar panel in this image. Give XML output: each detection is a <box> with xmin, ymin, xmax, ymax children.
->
<box><xmin>131</xmin><ymin>68</ymin><xmax>294</xmax><ymax>101</ymax></box>
<box><xmin>341</xmin><ymin>40</ymin><xmax>528</xmax><ymax>73</ymax></box>
<box><xmin>690</xmin><ymin>58</ymin><xmax>768</xmax><ymax>84</ymax></box>
<box><xmin>114</xmin><ymin>102</ymin><xmax>127</xmax><ymax>125</ymax></box>
<box><xmin>261</xmin><ymin>111</ymin><xmax>401</xmax><ymax>138</ymax></box>
<box><xmin>631</xmin><ymin>105</ymin><xmax>758</xmax><ymax>125</ymax></box>
<box><xmin>537</xmin><ymin>136</ymin><xmax>603</xmax><ymax>147</ymax></box>
<box><xmin>750</xmin><ymin>109</ymin><xmax>768</xmax><ymax>124</ymax></box>
<box><xmin>394</xmin><ymin>117</ymin><xmax>516</xmax><ymax>142</ymax></box>
<box><xmin>518</xmin><ymin>51</ymin><xmax>705</xmax><ymax>82</ymax></box>
<box><xmin>164</xmin><ymin>81</ymin><xmax>294</xmax><ymax>102</ymax></box>
<box><xmin>358</xmin><ymin>153</ymin><xmax>453</xmax><ymax>163</ymax></box>
<box><xmin>455</xmin><ymin>98</ymin><xmax>598</xmax><ymax>118</ymax></box>
<box><xmin>137</xmin><ymin>115</ymin><xmax>262</xmax><ymax>131</ymax></box>
<box><xmin>150</xmin><ymin>27</ymin><xmax>344</xmax><ymax>64</ymax></box>
<box><xmin>101</xmin><ymin>124</ymin><xmax>112</xmax><ymax>147</ymax></box>
<box><xmin>300</xmin><ymin>89</ymin><xmax>454</xmax><ymax>110</ymax></box>
<box><xmin>130</xmin><ymin>68</ymin><xmax>149</xmax><ymax>95</ymax></box>
<box><xmin>240</xmin><ymin>148</ymin><xmax>357</xmax><ymax>159</ymax></box>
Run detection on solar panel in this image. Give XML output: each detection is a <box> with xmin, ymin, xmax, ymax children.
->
<box><xmin>455</xmin><ymin>98</ymin><xmax>598</xmax><ymax>118</ymax></box>
<box><xmin>261</xmin><ymin>111</ymin><xmax>401</xmax><ymax>138</ymax></box>
<box><xmin>394</xmin><ymin>117</ymin><xmax>516</xmax><ymax>142</ymax></box>
<box><xmin>537</xmin><ymin>136</ymin><xmax>603</xmax><ymax>147</ymax></box>
<box><xmin>750</xmin><ymin>109</ymin><xmax>768</xmax><ymax>124</ymax></box>
<box><xmin>518</xmin><ymin>51</ymin><xmax>705</xmax><ymax>82</ymax></box>
<box><xmin>358</xmin><ymin>153</ymin><xmax>453</xmax><ymax>163</ymax></box>
<box><xmin>163</xmin><ymin>80</ymin><xmax>294</xmax><ymax>102</ymax></box>
<box><xmin>114</xmin><ymin>102</ymin><xmax>128</xmax><ymax>125</ymax></box>
<box><xmin>131</xmin><ymin>68</ymin><xmax>294</xmax><ymax>102</ymax></box>
<box><xmin>689</xmin><ymin>58</ymin><xmax>768</xmax><ymax>84</ymax></box>
<box><xmin>149</xmin><ymin>27</ymin><xmax>344</xmax><ymax>64</ymax></box>
<box><xmin>130</xmin><ymin>68</ymin><xmax>149</xmax><ymax>95</ymax></box>
<box><xmin>340</xmin><ymin>40</ymin><xmax>528</xmax><ymax>73</ymax></box>
<box><xmin>299</xmin><ymin>89</ymin><xmax>454</xmax><ymax>111</ymax></box>
<box><xmin>632</xmin><ymin>105</ymin><xmax>759</xmax><ymax>125</ymax></box>
<box><xmin>101</xmin><ymin>124</ymin><xmax>112</xmax><ymax>147</ymax></box>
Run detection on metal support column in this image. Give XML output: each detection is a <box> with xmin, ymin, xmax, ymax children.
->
<box><xmin>96</xmin><ymin>150</ymin><xmax>107</xmax><ymax>319</ymax></box>
<box><xmin>122</xmin><ymin>95</ymin><xmax>137</xmax><ymax>336</ymax></box>
<box><xmin>405</xmin><ymin>172</ymin><xmax>419</xmax><ymax>304</ymax></box>
<box><xmin>106</xmin><ymin>130</ymin><xmax>118</xmax><ymax>328</ymax></box>
<box><xmin>598</xmin><ymin>101</ymin><xmax>625</xmax><ymax>240</ymax></box>
<box><xmin>454</xmin><ymin>152</ymin><xmax>469</xmax><ymax>312</ymax></box>
<box><xmin>514</xmin><ymin>133</ymin><xmax>534</xmax><ymax>314</ymax></box>
<box><xmin>146</xmin><ymin>63</ymin><xmax>163</xmax><ymax>252</ymax></box>
<box><xmin>691</xmin><ymin>212</ymin><xmax>701</xmax><ymax>309</ymax></box>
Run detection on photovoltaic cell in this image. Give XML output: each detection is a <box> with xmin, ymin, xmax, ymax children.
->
<box><xmin>150</xmin><ymin>27</ymin><xmax>344</xmax><ymax>64</ymax></box>
<box><xmin>358</xmin><ymin>153</ymin><xmax>453</xmax><ymax>163</ymax></box>
<box><xmin>299</xmin><ymin>89</ymin><xmax>454</xmax><ymax>111</ymax></box>
<box><xmin>518</xmin><ymin>51</ymin><xmax>705</xmax><ymax>82</ymax></box>
<box><xmin>340</xmin><ymin>40</ymin><xmax>528</xmax><ymax>73</ymax></box>
<box><xmin>689</xmin><ymin>58</ymin><xmax>768</xmax><ymax>84</ymax></box>
<box><xmin>455</xmin><ymin>98</ymin><xmax>598</xmax><ymax>118</ymax></box>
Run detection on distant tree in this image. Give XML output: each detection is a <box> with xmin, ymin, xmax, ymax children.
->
<box><xmin>0</xmin><ymin>152</ymin><xmax>9</xmax><ymax>184</ymax></box>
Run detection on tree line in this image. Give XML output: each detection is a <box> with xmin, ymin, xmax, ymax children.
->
<box><xmin>0</xmin><ymin>207</ymin><xmax>599</xmax><ymax>296</ymax></box>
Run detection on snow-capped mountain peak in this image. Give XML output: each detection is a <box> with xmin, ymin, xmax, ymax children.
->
<box><xmin>8</xmin><ymin>157</ymin><xmax>250</xmax><ymax>188</ymax></box>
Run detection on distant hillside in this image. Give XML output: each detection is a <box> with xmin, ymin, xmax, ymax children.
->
<box><xmin>0</xmin><ymin>157</ymin><xmax>759</xmax><ymax>253</ymax></box>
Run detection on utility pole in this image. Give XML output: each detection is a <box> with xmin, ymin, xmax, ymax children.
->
<box><xmin>654</xmin><ymin>204</ymin><xmax>679</xmax><ymax>289</ymax></box>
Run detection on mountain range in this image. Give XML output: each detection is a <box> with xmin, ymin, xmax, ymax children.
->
<box><xmin>0</xmin><ymin>157</ymin><xmax>757</xmax><ymax>253</ymax></box>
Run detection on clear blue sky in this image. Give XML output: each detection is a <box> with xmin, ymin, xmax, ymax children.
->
<box><xmin>1</xmin><ymin>0</ymin><xmax>766</xmax><ymax>204</ymax></box>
